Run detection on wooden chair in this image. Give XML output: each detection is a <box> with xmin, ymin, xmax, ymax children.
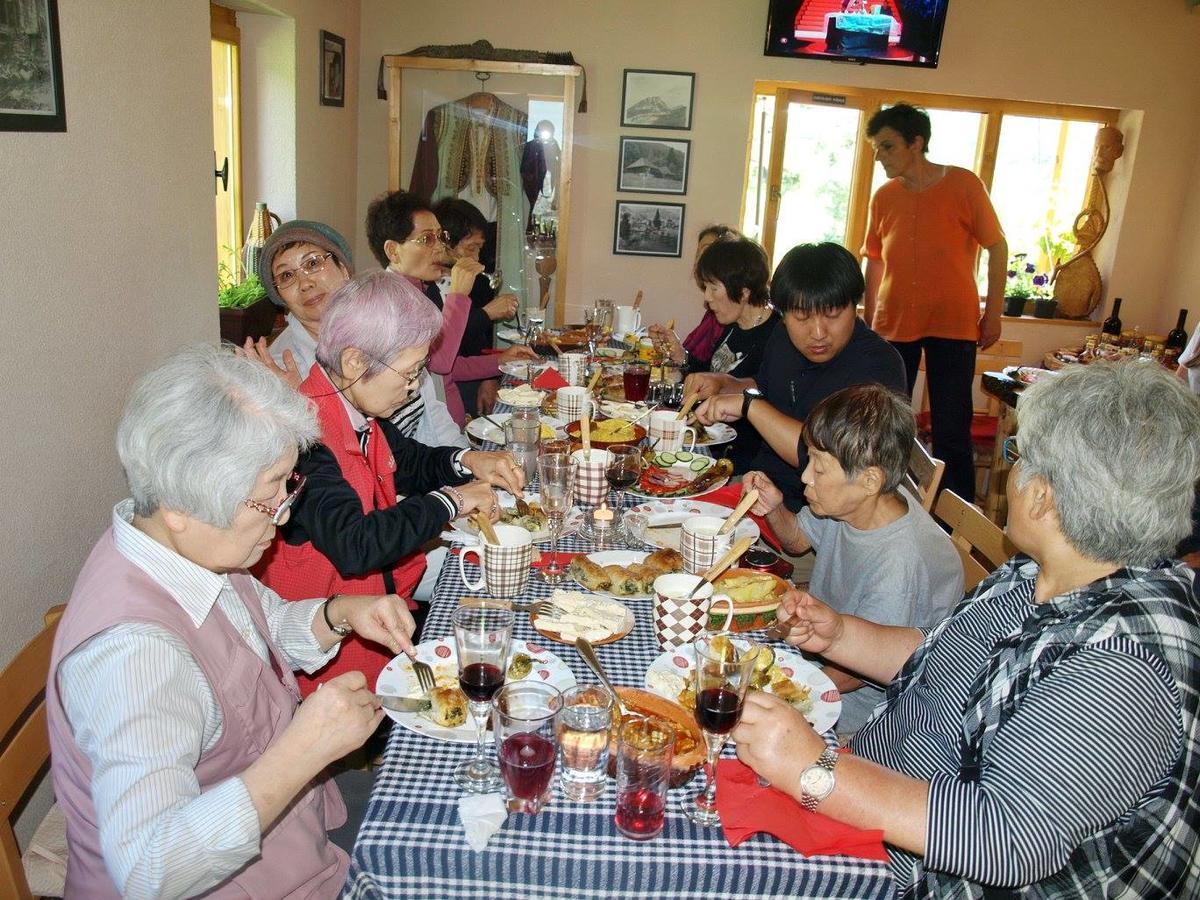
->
<box><xmin>904</xmin><ymin>437</ymin><xmax>945</xmax><ymax>512</ymax></box>
<box><xmin>1</xmin><ymin>605</ymin><xmax>65</xmax><ymax>900</ymax></box>
<box><xmin>934</xmin><ymin>490</ymin><xmax>1016</xmax><ymax>591</ymax></box>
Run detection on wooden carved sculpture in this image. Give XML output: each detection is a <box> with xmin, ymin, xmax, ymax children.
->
<box><xmin>1051</xmin><ymin>125</ymin><xmax>1124</xmax><ymax>318</ymax></box>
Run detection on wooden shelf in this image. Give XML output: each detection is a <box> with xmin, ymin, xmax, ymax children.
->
<box><xmin>1000</xmin><ymin>314</ymin><xmax>1099</xmax><ymax>328</ymax></box>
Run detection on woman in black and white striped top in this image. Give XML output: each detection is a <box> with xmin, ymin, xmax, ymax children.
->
<box><xmin>731</xmin><ymin>360</ymin><xmax>1200</xmax><ymax>899</ymax></box>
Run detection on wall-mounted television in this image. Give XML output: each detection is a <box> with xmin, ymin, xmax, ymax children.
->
<box><xmin>764</xmin><ymin>1</ymin><xmax>949</xmax><ymax>69</ymax></box>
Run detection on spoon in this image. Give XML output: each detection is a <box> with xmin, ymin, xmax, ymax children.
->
<box><xmin>574</xmin><ymin>637</ymin><xmax>629</xmax><ymax>717</ymax></box>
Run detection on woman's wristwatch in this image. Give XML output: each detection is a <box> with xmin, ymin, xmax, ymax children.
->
<box><xmin>798</xmin><ymin>747</ymin><xmax>839</xmax><ymax>810</ymax></box>
<box><xmin>323</xmin><ymin>594</ymin><xmax>353</xmax><ymax>638</ymax></box>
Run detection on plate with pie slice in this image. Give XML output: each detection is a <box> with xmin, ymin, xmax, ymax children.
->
<box><xmin>376</xmin><ymin>636</ymin><xmax>576</xmax><ymax>743</ymax></box>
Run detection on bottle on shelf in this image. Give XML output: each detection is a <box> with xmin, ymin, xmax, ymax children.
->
<box><xmin>1101</xmin><ymin>296</ymin><xmax>1123</xmax><ymax>337</ymax></box>
<box><xmin>1166</xmin><ymin>309</ymin><xmax>1189</xmax><ymax>352</ymax></box>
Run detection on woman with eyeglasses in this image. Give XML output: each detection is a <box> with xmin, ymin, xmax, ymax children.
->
<box><xmin>257</xmin><ymin>270</ymin><xmax>526</xmax><ymax>696</ymax></box>
<box><xmin>366</xmin><ymin>190</ymin><xmax>540</xmax><ymax>426</ymax></box>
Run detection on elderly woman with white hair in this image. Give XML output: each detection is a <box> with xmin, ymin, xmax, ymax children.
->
<box><xmin>258</xmin><ymin>270</ymin><xmax>523</xmax><ymax>696</ymax></box>
<box><xmin>47</xmin><ymin>344</ymin><xmax>416</xmax><ymax>898</ymax></box>
<box><xmin>732</xmin><ymin>361</ymin><xmax>1200</xmax><ymax>897</ymax></box>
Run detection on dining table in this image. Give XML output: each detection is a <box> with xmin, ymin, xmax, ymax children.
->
<box><xmin>341</xmin><ymin>382</ymin><xmax>895</xmax><ymax>899</ymax></box>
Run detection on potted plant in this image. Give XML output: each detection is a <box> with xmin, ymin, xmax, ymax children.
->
<box><xmin>217</xmin><ymin>258</ymin><xmax>275</xmax><ymax>345</ymax></box>
<box><xmin>1004</xmin><ymin>253</ymin><xmax>1055</xmax><ymax>318</ymax></box>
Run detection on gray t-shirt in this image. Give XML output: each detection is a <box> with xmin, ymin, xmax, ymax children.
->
<box><xmin>798</xmin><ymin>487</ymin><xmax>963</xmax><ymax>733</ymax></box>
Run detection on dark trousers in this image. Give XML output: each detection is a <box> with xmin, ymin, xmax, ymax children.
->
<box><xmin>891</xmin><ymin>337</ymin><xmax>977</xmax><ymax>501</ymax></box>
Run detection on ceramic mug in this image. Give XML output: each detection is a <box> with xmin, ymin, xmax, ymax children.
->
<box><xmin>570</xmin><ymin>448</ymin><xmax>612</xmax><ymax>507</ymax></box>
<box><xmin>680</xmin><ymin>515</ymin><xmax>732</xmax><ymax>575</ymax></box>
<box><xmin>560</xmin><ymin>352</ymin><xmax>588</xmax><ymax>387</ymax></box>
<box><xmin>459</xmin><ymin>524</ymin><xmax>534</xmax><ymax>597</ymax></box>
<box><xmin>647</xmin><ymin>410</ymin><xmax>697</xmax><ymax>453</ymax></box>
<box><xmin>651</xmin><ymin>573</ymin><xmax>735</xmax><ymax>650</ymax></box>
<box><xmin>557</xmin><ymin>386</ymin><xmax>592</xmax><ymax>422</ymax></box>
<box><xmin>614</xmin><ymin>306</ymin><xmax>642</xmax><ymax>334</ymax></box>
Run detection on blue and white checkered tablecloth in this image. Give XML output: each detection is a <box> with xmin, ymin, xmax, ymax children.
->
<box><xmin>343</xmin><ymin>526</ymin><xmax>894</xmax><ymax>898</ymax></box>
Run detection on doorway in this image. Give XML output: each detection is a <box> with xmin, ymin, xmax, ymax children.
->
<box><xmin>211</xmin><ymin>3</ymin><xmax>243</xmax><ymax>278</ymax></box>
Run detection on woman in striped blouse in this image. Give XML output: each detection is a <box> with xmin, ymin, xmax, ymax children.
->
<box><xmin>733</xmin><ymin>360</ymin><xmax>1200</xmax><ymax>898</ymax></box>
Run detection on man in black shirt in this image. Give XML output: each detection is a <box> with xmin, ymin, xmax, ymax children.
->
<box><xmin>694</xmin><ymin>242</ymin><xmax>906</xmax><ymax>511</ymax></box>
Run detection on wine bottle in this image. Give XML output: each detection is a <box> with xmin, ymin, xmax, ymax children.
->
<box><xmin>1166</xmin><ymin>308</ymin><xmax>1189</xmax><ymax>352</ymax></box>
<box><xmin>1101</xmin><ymin>297</ymin><xmax>1123</xmax><ymax>337</ymax></box>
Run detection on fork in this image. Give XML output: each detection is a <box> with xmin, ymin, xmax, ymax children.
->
<box><xmin>411</xmin><ymin>659</ymin><xmax>436</xmax><ymax>697</ymax></box>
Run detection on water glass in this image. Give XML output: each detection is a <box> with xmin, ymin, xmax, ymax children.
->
<box><xmin>504</xmin><ymin>417</ymin><xmax>541</xmax><ymax>481</ymax></box>
<box><xmin>493</xmin><ymin>681</ymin><xmax>562</xmax><ymax>814</ymax></box>
<box><xmin>538</xmin><ymin>453</ymin><xmax>575</xmax><ymax>584</ymax></box>
<box><xmin>614</xmin><ymin>716</ymin><xmax>675</xmax><ymax>841</ymax></box>
<box><xmin>524</xmin><ymin>308</ymin><xmax>546</xmax><ymax>344</ymax></box>
<box><xmin>556</xmin><ymin>686</ymin><xmax>615</xmax><ymax>801</ymax></box>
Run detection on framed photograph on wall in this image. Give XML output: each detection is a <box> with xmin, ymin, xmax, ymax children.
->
<box><xmin>618</xmin><ymin>137</ymin><xmax>690</xmax><ymax>195</ymax></box>
<box><xmin>0</xmin><ymin>0</ymin><xmax>66</xmax><ymax>132</ymax></box>
<box><xmin>319</xmin><ymin>30</ymin><xmax>346</xmax><ymax>108</ymax></box>
<box><xmin>620</xmin><ymin>69</ymin><xmax>694</xmax><ymax>130</ymax></box>
<box><xmin>614</xmin><ymin>201</ymin><xmax>686</xmax><ymax>258</ymax></box>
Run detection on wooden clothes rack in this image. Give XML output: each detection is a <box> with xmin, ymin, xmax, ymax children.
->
<box><xmin>383</xmin><ymin>55</ymin><xmax>582</xmax><ymax>322</ymax></box>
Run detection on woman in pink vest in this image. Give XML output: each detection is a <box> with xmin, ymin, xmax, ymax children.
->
<box><xmin>258</xmin><ymin>270</ymin><xmax>523</xmax><ymax>696</ymax></box>
<box><xmin>48</xmin><ymin>344</ymin><xmax>416</xmax><ymax>897</ymax></box>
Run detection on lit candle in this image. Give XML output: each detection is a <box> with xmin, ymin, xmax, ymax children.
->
<box><xmin>594</xmin><ymin>502</ymin><xmax>613</xmax><ymax>523</ymax></box>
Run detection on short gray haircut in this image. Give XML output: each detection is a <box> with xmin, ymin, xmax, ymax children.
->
<box><xmin>116</xmin><ymin>343</ymin><xmax>319</xmax><ymax>527</ymax></box>
<box><xmin>804</xmin><ymin>383</ymin><xmax>914</xmax><ymax>494</ymax></box>
<box><xmin>316</xmin><ymin>270</ymin><xmax>443</xmax><ymax>377</ymax></box>
<box><xmin>1016</xmin><ymin>360</ymin><xmax>1200</xmax><ymax>566</ymax></box>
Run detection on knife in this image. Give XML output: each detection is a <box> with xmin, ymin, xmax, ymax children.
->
<box><xmin>376</xmin><ymin>694</ymin><xmax>431</xmax><ymax>713</ymax></box>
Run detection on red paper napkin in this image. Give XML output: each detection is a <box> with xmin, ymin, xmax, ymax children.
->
<box><xmin>694</xmin><ymin>484</ymin><xmax>784</xmax><ymax>551</ymax></box>
<box><xmin>532</xmin><ymin>367</ymin><xmax>569</xmax><ymax>390</ymax></box>
<box><xmin>715</xmin><ymin>759</ymin><xmax>888</xmax><ymax>861</ymax></box>
<box><xmin>530</xmin><ymin>551</ymin><xmax>583</xmax><ymax>570</ymax></box>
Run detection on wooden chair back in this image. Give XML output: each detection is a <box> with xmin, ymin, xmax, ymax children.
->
<box><xmin>934</xmin><ymin>490</ymin><xmax>1015</xmax><ymax>590</ymax></box>
<box><xmin>0</xmin><ymin>605</ymin><xmax>65</xmax><ymax>900</ymax></box>
<box><xmin>905</xmin><ymin>438</ymin><xmax>945</xmax><ymax>512</ymax></box>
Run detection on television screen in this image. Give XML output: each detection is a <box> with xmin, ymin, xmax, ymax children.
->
<box><xmin>764</xmin><ymin>1</ymin><xmax>949</xmax><ymax>69</ymax></box>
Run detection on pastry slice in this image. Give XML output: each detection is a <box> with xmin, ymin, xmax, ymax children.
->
<box><xmin>568</xmin><ymin>556</ymin><xmax>611</xmax><ymax>591</ymax></box>
<box><xmin>603</xmin><ymin>565</ymin><xmax>642</xmax><ymax>596</ymax></box>
<box><xmin>427</xmin><ymin>685</ymin><xmax>468</xmax><ymax>728</ymax></box>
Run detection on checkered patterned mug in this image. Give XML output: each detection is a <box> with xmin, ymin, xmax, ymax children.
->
<box><xmin>459</xmin><ymin>524</ymin><xmax>533</xmax><ymax>598</ymax></box>
<box><xmin>570</xmin><ymin>448</ymin><xmax>612</xmax><ymax>507</ymax></box>
<box><xmin>557</xmin><ymin>386</ymin><xmax>593</xmax><ymax>422</ymax></box>
<box><xmin>647</xmin><ymin>411</ymin><xmax>696</xmax><ymax>453</ymax></box>
<box><xmin>560</xmin><ymin>352</ymin><xmax>588</xmax><ymax>387</ymax></box>
<box><xmin>680</xmin><ymin>516</ymin><xmax>732</xmax><ymax>575</ymax></box>
<box><xmin>652</xmin><ymin>573</ymin><xmax>735</xmax><ymax>650</ymax></box>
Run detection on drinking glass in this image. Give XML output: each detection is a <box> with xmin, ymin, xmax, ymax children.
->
<box><xmin>556</xmin><ymin>686</ymin><xmax>615</xmax><ymax>801</ymax></box>
<box><xmin>538</xmin><ymin>452</ymin><xmax>575</xmax><ymax>584</ymax></box>
<box><xmin>524</xmin><ymin>308</ymin><xmax>546</xmax><ymax>345</ymax></box>
<box><xmin>504</xmin><ymin>417</ymin><xmax>540</xmax><ymax>482</ymax></box>
<box><xmin>614</xmin><ymin>716</ymin><xmax>675</xmax><ymax>840</ymax></box>
<box><xmin>451</xmin><ymin>605</ymin><xmax>515</xmax><ymax>792</ymax></box>
<box><xmin>684</xmin><ymin>633</ymin><xmax>759</xmax><ymax>826</ymax></box>
<box><xmin>623</xmin><ymin>364</ymin><xmax>650</xmax><ymax>403</ymax></box>
<box><xmin>493</xmin><ymin>681</ymin><xmax>562</xmax><ymax>813</ymax></box>
<box><xmin>605</xmin><ymin>445</ymin><xmax>642</xmax><ymax>538</ymax></box>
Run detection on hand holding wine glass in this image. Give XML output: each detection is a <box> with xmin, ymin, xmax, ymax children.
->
<box><xmin>451</xmin><ymin>605</ymin><xmax>515</xmax><ymax>792</ymax></box>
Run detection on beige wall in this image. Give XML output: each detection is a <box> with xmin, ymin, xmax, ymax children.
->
<box><xmin>355</xmin><ymin>0</ymin><xmax>1200</xmax><ymax>345</ymax></box>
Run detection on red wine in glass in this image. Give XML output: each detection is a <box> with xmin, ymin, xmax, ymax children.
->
<box><xmin>614</xmin><ymin>787</ymin><xmax>666</xmax><ymax>838</ymax></box>
<box><xmin>696</xmin><ymin>687</ymin><xmax>742</xmax><ymax>734</ymax></box>
<box><xmin>499</xmin><ymin>732</ymin><xmax>556</xmax><ymax>800</ymax></box>
<box><xmin>606</xmin><ymin>469</ymin><xmax>639</xmax><ymax>492</ymax></box>
<box><xmin>623</xmin><ymin>367</ymin><xmax>650</xmax><ymax>402</ymax></box>
<box><xmin>459</xmin><ymin>662</ymin><xmax>504</xmax><ymax>702</ymax></box>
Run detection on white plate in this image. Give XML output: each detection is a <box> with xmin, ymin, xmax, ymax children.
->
<box><xmin>496</xmin><ymin>326</ymin><xmax>525</xmax><ymax>343</ymax></box>
<box><xmin>499</xmin><ymin>360</ymin><xmax>553</xmax><ymax>379</ymax></box>
<box><xmin>446</xmin><ymin>491</ymin><xmax>584</xmax><ymax>543</ymax></box>
<box><xmin>376</xmin><ymin>637</ymin><xmax>577</xmax><ymax>743</ymax></box>
<box><xmin>694</xmin><ymin>422</ymin><xmax>737</xmax><ymax>446</ymax></box>
<box><xmin>625</xmin><ymin>498</ymin><xmax>760</xmax><ymax>550</ymax></box>
<box><xmin>464</xmin><ymin>413</ymin><xmax>566</xmax><ymax>446</ymax></box>
<box><xmin>496</xmin><ymin>386</ymin><xmax>547</xmax><ymax>408</ymax></box>
<box><xmin>644</xmin><ymin>643</ymin><xmax>841</xmax><ymax>735</ymax></box>
<box><xmin>627</xmin><ymin>457</ymin><xmax>732</xmax><ymax>501</ymax></box>
<box><xmin>568</xmin><ymin>549</ymin><xmax>652</xmax><ymax>600</ymax></box>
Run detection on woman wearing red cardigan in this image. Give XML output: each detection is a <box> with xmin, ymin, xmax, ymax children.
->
<box><xmin>257</xmin><ymin>270</ymin><xmax>524</xmax><ymax>695</ymax></box>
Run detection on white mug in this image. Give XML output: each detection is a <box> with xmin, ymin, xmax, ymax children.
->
<box><xmin>647</xmin><ymin>410</ymin><xmax>696</xmax><ymax>453</ymax></box>
<box><xmin>557</xmin><ymin>386</ymin><xmax>592</xmax><ymax>422</ymax></box>
<box><xmin>614</xmin><ymin>306</ymin><xmax>642</xmax><ymax>334</ymax></box>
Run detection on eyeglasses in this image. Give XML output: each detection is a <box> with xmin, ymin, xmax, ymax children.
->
<box><xmin>402</xmin><ymin>230</ymin><xmax>452</xmax><ymax>248</ymax></box>
<box><xmin>1002</xmin><ymin>436</ymin><xmax>1020</xmax><ymax>464</ymax></box>
<box><xmin>244</xmin><ymin>473</ymin><xmax>306</xmax><ymax>525</ymax></box>
<box><xmin>373</xmin><ymin>355</ymin><xmax>428</xmax><ymax>386</ymax></box>
<box><xmin>274</xmin><ymin>252</ymin><xmax>333</xmax><ymax>291</ymax></box>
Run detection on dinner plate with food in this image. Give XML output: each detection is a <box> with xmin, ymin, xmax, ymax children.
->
<box><xmin>498</xmin><ymin>359</ymin><xmax>553</xmax><ymax>379</ymax></box>
<box><xmin>446</xmin><ymin>492</ymin><xmax>584</xmax><ymax>543</ymax></box>
<box><xmin>376</xmin><ymin>637</ymin><xmax>577</xmax><ymax>743</ymax></box>
<box><xmin>563</xmin><ymin>417</ymin><xmax>647</xmax><ymax>449</ymax></box>
<box><xmin>496</xmin><ymin>385</ymin><xmax>547</xmax><ymax>408</ymax></box>
<box><xmin>645</xmin><ymin>639</ymin><xmax>841</xmax><ymax>734</ymax></box>
<box><xmin>464</xmin><ymin>412</ymin><xmax>565</xmax><ymax>446</ymax></box>
<box><xmin>567</xmin><ymin>548</ymin><xmax>684</xmax><ymax>599</ymax></box>
<box><xmin>625</xmin><ymin>498</ymin><xmax>761</xmax><ymax>551</ymax></box>
<box><xmin>710</xmin><ymin>568</ymin><xmax>790</xmax><ymax>632</ymax></box>
<box><xmin>628</xmin><ymin>456</ymin><xmax>734</xmax><ymax>500</ymax></box>
<box><xmin>529</xmin><ymin>589</ymin><xmax>635</xmax><ymax>646</ymax></box>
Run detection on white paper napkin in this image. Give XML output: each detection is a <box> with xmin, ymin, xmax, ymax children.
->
<box><xmin>457</xmin><ymin>793</ymin><xmax>508</xmax><ymax>851</ymax></box>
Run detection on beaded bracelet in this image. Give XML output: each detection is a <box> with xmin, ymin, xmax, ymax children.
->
<box><xmin>441</xmin><ymin>484</ymin><xmax>466</xmax><ymax>517</ymax></box>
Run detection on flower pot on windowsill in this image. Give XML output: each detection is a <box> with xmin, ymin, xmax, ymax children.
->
<box><xmin>1032</xmin><ymin>298</ymin><xmax>1058</xmax><ymax>319</ymax></box>
<box><xmin>1003</xmin><ymin>295</ymin><xmax>1028</xmax><ymax>317</ymax></box>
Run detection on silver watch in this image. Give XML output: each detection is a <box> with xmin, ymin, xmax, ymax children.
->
<box><xmin>798</xmin><ymin>747</ymin><xmax>838</xmax><ymax>811</ymax></box>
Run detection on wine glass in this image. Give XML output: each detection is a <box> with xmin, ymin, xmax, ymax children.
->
<box><xmin>451</xmin><ymin>605</ymin><xmax>515</xmax><ymax>793</ymax></box>
<box><xmin>684</xmin><ymin>633</ymin><xmax>759</xmax><ymax>826</ymax></box>
<box><xmin>538</xmin><ymin>452</ymin><xmax>575</xmax><ymax>584</ymax></box>
<box><xmin>605</xmin><ymin>445</ymin><xmax>642</xmax><ymax>539</ymax></box>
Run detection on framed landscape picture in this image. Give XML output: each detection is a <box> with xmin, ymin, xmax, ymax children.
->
<box><xmin>618</xmin><ymin>136</ymin><xmax>690</xmax><ymax>195</ymax></box>
<box><xmin>319</xmin><ymin>30</ymin><xmax>345</xmax><ymax>107</ymax></box>
<box><xmin>0</xmin><ymin>0</ymin><xmax>66</xmax><ymax>132</ymax></box>
<box><xmin>614</xmin><ymin>201</ymin><xmax>686</xmax><ymax>258</ymax></box>
<box><xmin>620</xmin><ymin>69</ymin><xmax>694</xmax><ymax>130</ymax></box>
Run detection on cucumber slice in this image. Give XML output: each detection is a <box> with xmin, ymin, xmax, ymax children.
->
<box><xmin>657</xmin><ymin>451</ymin><xmax>677</xmax><ymax>466</ymax></box>
<box><xmin>674</xmin><ymin>451</ymin><xmax>694</xmax><ymax>462</ymax></box>
<box><xmin>689</xmin><ymin>457</ymin><xmax>709</xmax><ymax>472</ymax></box>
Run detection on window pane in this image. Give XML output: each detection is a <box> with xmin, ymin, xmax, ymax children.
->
<box><xmin>991</xmin><ymin>116</ymin><xmax>1101</xmax><ymax>273</ymax></box>
<box><xmin>773</xmin><ymin>100</ymin><xmax>861</xmax><ymax>269</ymax></box>
<box><xmin>741</xmin><ymin>93</ymin><xmax>775</xmax><ymax>244</ymax></box>
<box><xmin>868</xmin><ymin>108</ymin><xmax>984</xmax><ymax>200</ymax></box>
